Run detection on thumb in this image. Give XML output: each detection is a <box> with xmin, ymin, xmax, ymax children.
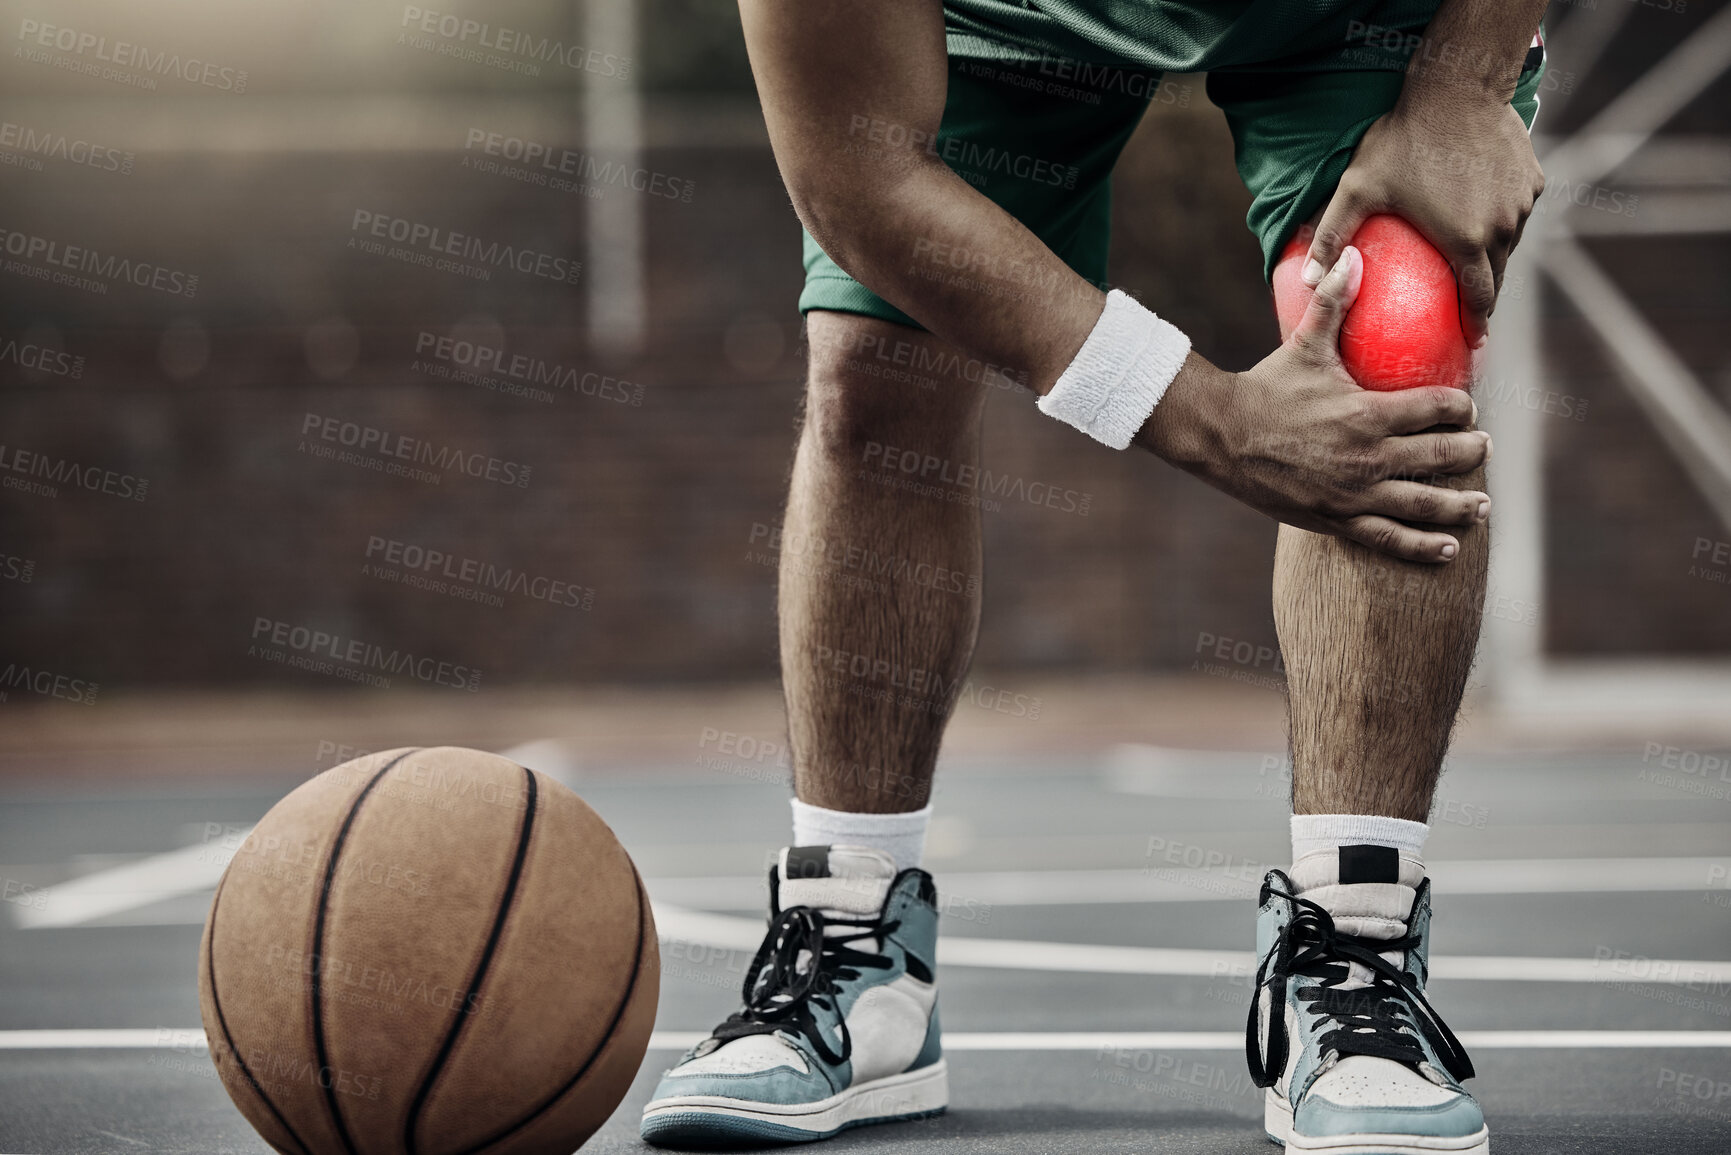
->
<box><xmin>1292</xmin><ymin>245</ymin><xmax>1363</xmax><ymax>358</ymax></box>
<box><xmin>1303</xmin><ymin>188</ymin><xmax>1370</xmax><ymax>286</ymax></box>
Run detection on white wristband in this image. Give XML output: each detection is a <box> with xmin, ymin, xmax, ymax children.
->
<box><xmin>1036</xmin><ymin>289</ymin><xmax>1191</xmax><ymax>450</ymax></box>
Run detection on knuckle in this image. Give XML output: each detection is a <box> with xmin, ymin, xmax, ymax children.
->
<box><xmin>1425</xmin><ymin>437</ymin><xmax>1458</xmax><ymax>473</ymax></box>
<box><xmin>1434</xmin><ymin>388</ymin><xmax>1468</xmax><ymax>424</ymax></box>
<box><xmin>1364</xmin><ymin>520</ymin><xmax>1401</xmax><ymax>553</ymax></box>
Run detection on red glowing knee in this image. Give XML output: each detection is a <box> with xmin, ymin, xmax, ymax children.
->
<box><xmin>1272</xmin><ymin>214</ymin><xmax>1472</xmax><ymax>392</ymax></box>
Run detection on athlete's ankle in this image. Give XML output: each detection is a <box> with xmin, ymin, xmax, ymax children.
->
<box><xmin>791</xmin><ymin>797</ymin><xmax>933</xmax><ymax>872</ymax></box>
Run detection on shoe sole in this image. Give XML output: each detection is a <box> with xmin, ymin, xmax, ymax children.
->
<box><xmin>640</xmin><ymin>1058</ymin><xmax>948</xmax><ymax>1148</ymax></box>
<box><xmin>1265</xmin><ymin>1089</ymin><xmax>1489</xmax><ymax>1155</ymax></box>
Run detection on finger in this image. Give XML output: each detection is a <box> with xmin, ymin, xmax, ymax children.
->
<box><xmin>1338</xmin><ymin>515</ymin><xmax>1462</xmax><ymax>564</ymax></box>
<box><xmin>1382</xmin><ymin>429</ymin><xmax>1492</xmax><ymax>478</ymax></box>
<box><xmin>1304</xmin><ymin>184</ymin><xmax>1372</xmax><ymax>285</ymax></box>
<box><xmin>1290</xmin><ymin>246</ymin><xmax>1362</xmax><ymax>357</ymax></box>
<box><xmin>1372</xmin><ymin>386</ymin><xmax>1478</xmax><ymax>433</ymax></box>
<box><xmin>1362</xmin><ymin>481</ymin><xmax>1491</xmax><ymax>528</ymax></box>
<box><xmin>1457</xmin><ymin>252</ymin><xmax>1495</xmax><ymax>349</ymax></box>
<box><xmin>1485</xmin><ymin>232</ymin><xmax>1515</xmax><ymax>314</ymax></box>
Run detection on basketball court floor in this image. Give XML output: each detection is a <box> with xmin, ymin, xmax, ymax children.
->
<box><xmin>3</xmin><ymin>742</ymin><xmax>1729</xmax><ymax>1152</ymax></box>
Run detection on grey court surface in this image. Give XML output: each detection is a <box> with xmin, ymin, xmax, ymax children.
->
<box><xmin>3</xmin><ymin>745</ymin><xmax>1730</xmax><ymax>1153</ymax></box>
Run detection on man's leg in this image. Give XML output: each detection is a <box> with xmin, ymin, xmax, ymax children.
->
<box><xmin>642</xmin><ymin>310</ymin><xmax>982</xmax><ymax>1146</ymax></box>
<box><xmin>1275</xmin><ymin>464</ymin><xmax>1487</xmax><ymax>820</ymax></box>
<box><xmin>781</xmin><ymin>310</ymin><xmax>988</xmax><ymax>822</ymax></box>
<box><xmin>1246</xmin><ymin>221</ymin><xmax>1494</xmax><ymax>1155</ymax></box>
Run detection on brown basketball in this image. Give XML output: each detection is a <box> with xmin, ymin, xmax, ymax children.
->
<box><xmin>198</xmin><ymin>746</ymin><xmax>659</xmax><ymax>1155</ymax></box>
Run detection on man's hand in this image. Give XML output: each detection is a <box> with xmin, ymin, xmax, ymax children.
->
<box><xmin>1139</xmin><ymin>248</ymin><xmax>1490</xmax><ymax>564</ymax></box>
<box><xmin>1300</xmin><ymin>0</ymin><xmax>1548</xmax><ymax>348</ymax></box>
<box><xmin>1302</xmin><ymin>99</ymin><xmax>1543</xmax><ymax>348</ymax></box>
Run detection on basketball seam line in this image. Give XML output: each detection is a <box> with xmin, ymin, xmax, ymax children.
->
<box><xmin>312</xmin><ymin>748</ymin><xmax>420</xmax><ymax>1155</ymax></box>
<box><xmin>205</xmin><ymin>873</ymin><xmax>315</xmax><ymax>1155</ymax></box>
<box><xmin>456</xmin><ymin>858</ymin><xmax>653</xmax><ymax>1155</ymax></box>
<box><xmin>404</xmin><ymin>764</ymin><xmax>540</xmax><ymax>1155</ymax></box>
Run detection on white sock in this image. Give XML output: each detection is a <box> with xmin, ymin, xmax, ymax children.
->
<box><xmin>790</xmin><ymin>798</ymin><xmax>932</xmax><ymax>873</ymax></box>
<box><xmin>1291</xmin><ymin>813</ymin><xmax>1428</xmax><ymax>866</ymax></box>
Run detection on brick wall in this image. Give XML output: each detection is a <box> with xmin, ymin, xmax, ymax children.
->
<box><xmin>1</xmin><ymin>94</ymin><xmax>1726</xmax><ymax>693</ymax></box>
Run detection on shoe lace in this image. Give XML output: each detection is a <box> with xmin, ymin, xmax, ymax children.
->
<box><xmin>708</xmin><ymin>905</ymin><xmax>900</xmax><ymax>1066</ymax></box>
<box><xmin>1246</xmin><ymin>884</ymin><xmax>1473</xmax><ymax>1089</ymax></box>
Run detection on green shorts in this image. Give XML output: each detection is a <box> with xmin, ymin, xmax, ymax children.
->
<box><xmin>799</xmin><ymin>7</ymin><xmax>1546</xmax><ymax>328</ymax></box>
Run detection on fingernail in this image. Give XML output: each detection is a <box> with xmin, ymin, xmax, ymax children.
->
<box><xmin>1441</xmin><ymin>541</ymin><xmax>1458</xmax><ymax>559</ymax></box>
<box><xmin>1476</xmin><ymin>500</ymin><xmax>1490</xmax><ymax>520</ymax></box>
<box><xmin>1469</xmin><ymin>401</ymin><xmax>1479</xmax><ymax>426</ymax></box>
<box><xmin>1301</xmin><ymin>257</ymin><xmax>1326</xmax><ymax>286</ymax></box>
<box><xmin>1482</xmin><ymin>433</ymin><xmax>1494</xmax><ymax>461</ymax></box>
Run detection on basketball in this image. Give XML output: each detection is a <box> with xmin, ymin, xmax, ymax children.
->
<box><xmin>1274</xmin><ymin>214</ymin><xmax>1474</xmax><ymax>392</ymax></box>
<box><xmin>197</xmin><ymin>747</ymin><xmax>659</xmax><ymax>1155</ymax></box>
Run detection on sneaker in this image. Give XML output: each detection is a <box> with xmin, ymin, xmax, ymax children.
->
<box><xmin>1247</xmin><ymin>844</ymin><xmax>1486</xmax><ymax>1154</ymax></box>
<box><xmin>640</xmin><ymin>845</ymin><xmax>947</xmax><ymax>1147</ymax></box>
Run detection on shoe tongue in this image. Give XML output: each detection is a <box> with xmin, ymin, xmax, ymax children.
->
<box><xmin>777</xmin><ymin>845</ymin><xmax>896</xmax><ymax>917</ymax></box>
<box><xmin>1292</xmin><ymin>844</ymin><xmax>1424</xmax><ymax>987</ymax></box>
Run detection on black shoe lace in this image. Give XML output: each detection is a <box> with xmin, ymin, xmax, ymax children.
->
<box><xmin>1246</xmin><ymin>883</ymin><xmax>1473</xmax><ymax>1089</ymax></box>
<box><xmin>708</xmin><ymin>905</ymin><xmax>900</xmax><ymax>1066</ymax></box>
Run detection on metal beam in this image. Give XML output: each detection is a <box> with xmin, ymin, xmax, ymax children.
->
<box><xmin>1540</xmin><ymin>1</ymin><xmax>1731</xmax><ymax>187</ymax></box>
<box><xmin>1541</xmin><ymin>236</ymin><xmax>1731</xmax><ymax>533</ymax></box>
<box><xmin>584</xmin><ymin>0</ymin><xmax>645</xmax><ymax>354</ymax></box>
<box><xmin>1562</xmin><ymin>189</ymin><xmax>1731</xmax><ymax>236</ymax></box>
<box><xmin>1539</xmin><ymin>0</ymin><xmax>1634</xmax><ymax>122</ymax></box>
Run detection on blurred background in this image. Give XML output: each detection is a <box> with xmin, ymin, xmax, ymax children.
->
<box><xmin>3</xmin><ymin>4</ymin><xmax>1731</xmax><ymax>1151</ymax></box>
<box><xmin>1</xmin><ymin>0</ymin><xmax>1729</xmax><ymax>768</ymax></box>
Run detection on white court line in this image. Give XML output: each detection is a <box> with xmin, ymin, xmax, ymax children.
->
<box><xmin>648</xmin><ymin>857</ymin><xmax>1731</xmax><ymax>909</ymax></box>
<box><xmin>11</xmin><ymin>840</ymin><xmax>228</xmax><ymax>929</ymax></box>
<box><xmin>652</xmin><ymin>904</ymin><xmax>1731</xmax><ymax>986</ymax></box>
<box><xmin>16</xmin><ymin>835</ymin><xmax>1728</xmax><ymax>931</ymax></box>
<box><xmin>4</xmin><ymin>1029</ymin><xmax>1730</xmax><ymax>1052</ymax></box>
<box><xmin>14</xmin><ymin>850</ymin><xmax>1731</xmax><ymax>988</ymax></box>
<box><xmin>16</xmin><ymin>845</ymin><xmax>1731</xmax><ymax>990</ymax></box>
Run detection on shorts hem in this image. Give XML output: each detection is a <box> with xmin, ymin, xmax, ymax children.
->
<box><xmin>798</xmin><ymin>275</ymin><xmax>925</xmax><ymax>331</ymax></box>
